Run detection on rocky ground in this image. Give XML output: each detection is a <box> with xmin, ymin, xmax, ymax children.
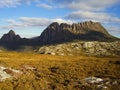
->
<box><xmin>37</xmin><ymin>41</ymin><xmax>120</xmax><ymax>56</ymax></box>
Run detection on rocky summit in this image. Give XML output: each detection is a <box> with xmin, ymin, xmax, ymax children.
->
<box><xmin>0</xmin><ymin>30</ymin><xmax>21</xmax><ymax>42</ymax></box>
<box><xmin>0</xmin><ymin>30</ymin><xmax>38</xmax><ymax>49</ymax></box>
<box><xmin>0</xmin><ymin>30</ymin><xmax>21</xmax><ymax>49</ymax></box>
<box><xmin>39</xmin><ymin>21</ymin><xmax>117</xmax><ymax>44</ymax></box>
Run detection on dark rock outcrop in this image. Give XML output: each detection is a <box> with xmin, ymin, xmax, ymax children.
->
<box><xmin>1</xmin><ymin>30</ymin><xmax>21</xmax><ymax>42</ymax></box>
<box><xmin>0</xmin><ymin>30</ymin><xmax>40</xmax><ymax>49</ymax></box>
<box><xmin>39</xmin><ymin>21</ymin><xmax>116</xmax><ymax>44</ymax></box>
<box><xmin>0</xmin><ymin>30</ymin><xmax>21</xmax><ymax>49</ymax></box>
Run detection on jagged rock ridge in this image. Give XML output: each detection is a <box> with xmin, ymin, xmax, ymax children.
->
<box><xmin>39</xmin><ymin>21</ymin><xmax>115</xmax><ymax>44</ymax></box>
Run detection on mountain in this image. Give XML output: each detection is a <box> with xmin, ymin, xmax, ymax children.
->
<box><xmin>39</xmin><ymin>21</ymin><xmax>117</xmax><ymax>44</ymax></box>
<box><xmin>0</xmin><ymin>21</ymin><xmax>119</xmax><ymax>50</ymax></box>
<box><xmin>0</xmin><ymin>30</ymin><xmax>21</xmax><ymax>42</ymax></box>
<box><xmin>0</xmin><ymin>30</ymin><xmax>21</xmax><ymax>49</ymax></box>
<box><xmin>0</xmin><ymin>30</ymin><xmax>40</xmax><ymax>49</ymax></box>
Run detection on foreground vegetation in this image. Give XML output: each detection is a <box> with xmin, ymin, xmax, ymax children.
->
<box><xmin>0</xmin><ymin>51</ymin><xmax>120</xmax><ymax>90</ymax></box>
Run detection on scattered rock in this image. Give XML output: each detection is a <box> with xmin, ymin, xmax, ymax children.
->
<box><xmin>37</xmin><ymin>41</ymin><xmax>120</xmax><ymax>56</ymax></box>
<box><xmin>97</xmin><ymin>84</ymin><xmax>107</xmax><ymax>89</ymax></box>
<box><xmin>84</xmin><ymin>77</ymin><xmax>119</xmax><ymax>90</ymax></box>
<box><xmin>0</xmin><ymin>66</ymin><xmax>22</xmax><ymax>81</ymax></box>
<box><xmin>21</xmin><ymin>65</ymin><xmax>37</xmax><ymax>71</ymax></box>
<box><xmin>0</xmin><ymin>66</ymin><xmax>11</xmax><ymax>81</ymax></box>
<box><xmin>85</xmin><ymin>77</ymin><xmax>103</xmax><ymax>84</ymax></box>
<box><xmin>51</xmin><ymin>52</ymin><xmax>56</xmax><ymax>55</ymax></box>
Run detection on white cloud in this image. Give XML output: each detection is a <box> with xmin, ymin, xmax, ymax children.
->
<box><xmin>50</xmin><ymin>0</ymin><xmax>120</xmax><ymax>11</ymax></box>
<box><xmin>68</xmin><ymin>0</ymin><xmax>119</xmax><ymax>11</ymax></box>
<box><xmin>0</xmin><ymin>0</ymin><xmax>21</xmax><ymax>8</ymax></box>
<box><xmin>24</xmin><ymin>0</ymin><xmax>39</xmax><ymax>5</ymax></box>
<box><xmin>65</xmin><ymin>11</ymin><xmax>120</xmax><ymax>23</ymax></box>
<box><xmin>19</xmin><ymin>17</ymin><xmax>73</xmax><ymax>26</ymax></box>
<box><xmin>1</xmin><ymin>17</ymin><xmax>73</xmax><ymax>30</ymax></box>
<box><xmin>37</xmin><ymin>3</ymin><xmax>53</xmax><ymax>9</ymax></box>
<box><xmin>0</xmin><ymin>0</ymin><xmax>38</xmax><ymax>8</ymax></box>
<box><xmin>107</xmin><ymin>26</ymin><xmax>120</xmax><ymax>34</ymax></box>
<box><xmin>52</xmin><ymin>18</ymin><xmax>73</xmax><ymax>24</ymax></box>
<box><xmin>0</xmin><ymin>0</ymin><xmax>119</xmax><ymax>11</ymax></box>
<box><xmin>4</xmin><ymin>19</ymin><xmax>18</xmax><ymax>24</ymax></box>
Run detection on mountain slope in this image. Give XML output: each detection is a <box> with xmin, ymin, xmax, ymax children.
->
<box><xmin>39</xmin><ymin>21</ymin><xmax>116</xmax><ymax>44</ymax></box>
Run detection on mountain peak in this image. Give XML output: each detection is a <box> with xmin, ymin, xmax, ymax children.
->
<box><xmin>39</xmin><ymin>21</ymin><xmax>115</xmax><ymax>44</ymax></box>
<box><xmin>48</xmin><ymin>22</ymin><xmax>59</xmax><ymax>30</ymax></box>
<box><xmin>8</xmin><ymin>30</ymin><xmax>16</xmax><ymax>36</ymax></box>
<box><xmin>50</xmin><ymin>22</ymin><xmax>59</xmax><ymax>26</ymax></box>
<box><xmin>0</xmin><ymin>30</ymin><xmax>21</xmax><ymax>42</ymax></box>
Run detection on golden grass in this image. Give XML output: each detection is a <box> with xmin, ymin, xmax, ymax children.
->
<box><xmin>0</xmin><ymin>51</ymin><xmax>120</xmax><ymax>90</ymax></box>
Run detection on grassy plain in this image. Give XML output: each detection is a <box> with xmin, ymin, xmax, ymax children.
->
<box><xmin>0</xmin><ymin>51</ymin><xmax>120</xmax><ymax>90</ymax></box>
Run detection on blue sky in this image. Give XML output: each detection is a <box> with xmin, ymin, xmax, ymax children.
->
<box><xmin>0</xmin><ymin>0</ymin><xmax>120</xmax><ymax>38</ymax></box>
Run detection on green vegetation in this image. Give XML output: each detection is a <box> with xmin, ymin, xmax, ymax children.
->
<box><xmin>0</xmin><ymin>51</ymin><xmax>120</xmax><ymax>90</ymax></box>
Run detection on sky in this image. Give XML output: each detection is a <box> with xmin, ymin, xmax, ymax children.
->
<box><xmin>0</xmin><ymin>0</ymin><xmax>120</xmax><ymax>38</ymax></box>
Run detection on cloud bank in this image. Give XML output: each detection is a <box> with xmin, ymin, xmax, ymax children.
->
<box><xmin>1</xmin><ymin>17</ymin><xmax>73</xmax><ymax>30</ymax></box>
<box><xmin>65</xmin><ymin>11</ymin><xmax>120</xmax><ymax>24</ymax></box>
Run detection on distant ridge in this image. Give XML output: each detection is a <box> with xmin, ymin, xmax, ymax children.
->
<box><xmin>1</xmin><ymin>30</ymin><xmax>21</xmax><ymax>42</ymax></box>
<box><xmin>0</xmin><ymin>30</ymin><xmax>22</xmax><ymax>49</ymax></box>
<box><xmin>0</xmin><ymin>30</ymin><xmax>39</xmax><ymax>49</ymax></box>
<box><xmin>0</xmin><ymin>21</ymin><xmax>119</xmax><ymax>49</ymax></box>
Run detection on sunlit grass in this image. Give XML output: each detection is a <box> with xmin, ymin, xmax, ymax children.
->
<box><xmin>0</xmin><ymin>51</ymin><xmax>119</xmax><ymax>90</ymax></box>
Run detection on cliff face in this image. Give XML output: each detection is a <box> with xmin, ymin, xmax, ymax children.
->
<box><xmin>39</xmin><ymin>21</ymin><xmax>114</xmax><ymax>44</ymax></box>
